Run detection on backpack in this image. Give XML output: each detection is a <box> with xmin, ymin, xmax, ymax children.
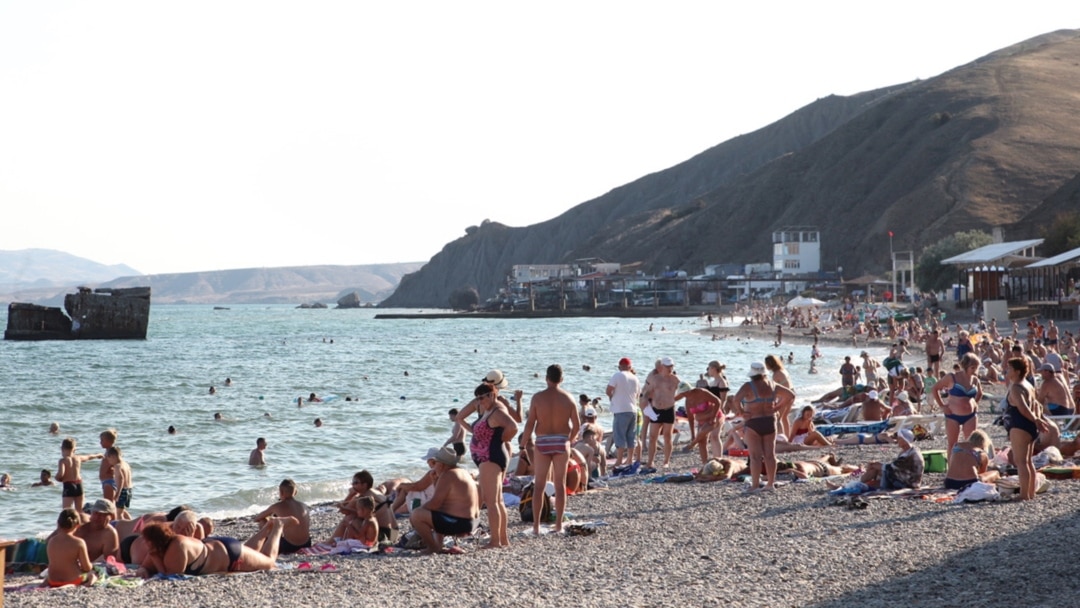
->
<box><xmin>519</xmin><ymin>481</ymin><xmax>552</xmax><ymax>523</ymax></box>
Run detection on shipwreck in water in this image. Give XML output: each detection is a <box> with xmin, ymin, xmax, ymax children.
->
<box><xmin>4</xmin><ymin>286</ymin><xmax>151</xmax><ymax>341</ymax></box>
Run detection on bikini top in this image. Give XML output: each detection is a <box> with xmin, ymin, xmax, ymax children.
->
<box><xmin>948</xmin><ymin>374</ymin><xmax>978</xmax><ymax>398</ymax></box>
<box><xmin>742</xmin><ymin>382</ymin><xmax>775</xmax><ymax>406</ymax></box>
<box><xmin>950</xmin><ymin>445</ymin><xmax>983</xmax><ymax>463</ymax></box>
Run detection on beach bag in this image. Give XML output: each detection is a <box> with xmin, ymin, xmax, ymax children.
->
<box><xmin>519</xmin><ymin>482</ymin><xmax>552</xmax><ymax>523</ymax></box>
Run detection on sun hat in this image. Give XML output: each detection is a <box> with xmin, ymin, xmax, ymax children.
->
<box><xmin>584</xmin><ymin>407</ymin><xmax>597</xmax><ymax>418</ymax></box>
<box><xmin>618</xmin><ymin>357</ymin><xmax>632</xmax><ymax>368</ymax></box>
<box><xmin>424</xmin><ymin>447</ymin><xmax>442</xmax><ymax>461</ymax></box>
<box><xmin>660</xmin><ymin>356</ymin><xmax>675</xmax><ymax>367</ymax></box>
<box><xmin>91</xmin><ymin>498</ymin><xmax>116</xmax><ymax>515</ymax></box>
<box><xmin>433</xmin><ymin>446</ymin><xmax>459</xmax><ymax>467</ymax></box>
<box><xmin>748</xmin><ymin>361</ymin><xmax>767</xmax><ymax>377</ymax></box>
<box><xmin>868</xmin><ymin>390</ymin><xmax>879</xmax><ymax>400</ymax></box>
<box><xmin>482</xmin><ymin>370</ymin><xmax>509</xmax><ymax>389</ymax></box>
<box><xmin>1039</xmin><ymin>363</ymin><xmax>1056</xmax><ymax>373</ymax></box>
<box><xmin>896</xmin><ymin>390</ymin><xmax>910</xmax><ymax>402</ymax></box>
<box><xmin>897</xmin><ymin>428</ymin><xmax>915</xmax><ymax>444</ymax></box>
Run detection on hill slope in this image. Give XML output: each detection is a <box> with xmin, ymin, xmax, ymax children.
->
<box><xmin>384</xmin><ymin>29</ymin><xmax>1080</xmax><ymax>308</ymax></box>
<box><xmin>0</xmin><ymin>249</ymin><xmax>140</xmax><ymax>289</ymax></box>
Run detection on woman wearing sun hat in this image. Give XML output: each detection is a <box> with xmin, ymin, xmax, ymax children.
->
<box><xmin>729</xmin><ymin>361</ymin><xmax>795</xmax><ymax>492</ymax></box>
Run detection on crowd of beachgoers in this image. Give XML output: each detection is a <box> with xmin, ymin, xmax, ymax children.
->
<box><xmin>5</xmin><ymin>298</ymin><xmax>1080</xmax><ymax>607</ymax></box>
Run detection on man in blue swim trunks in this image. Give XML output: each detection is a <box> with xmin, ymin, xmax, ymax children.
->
<box><xmin>409</xmin><ymin>447</ymin><xmax>479</xmax><ymax>554</ymax></box>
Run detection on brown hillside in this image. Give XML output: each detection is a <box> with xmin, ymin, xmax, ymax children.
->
<box><xmin>386</xmin><ymin>30</ymin><xmax>1080</xmax><ymax>307</ymax></box>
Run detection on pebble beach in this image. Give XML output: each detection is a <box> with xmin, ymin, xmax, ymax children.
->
<box><xmin>7</xmin><ymin>309</ymin><xmax>1080</xmax><ymax>608</ymax></box>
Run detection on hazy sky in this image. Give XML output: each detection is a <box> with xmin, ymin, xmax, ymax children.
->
<box><xmin>1</xmin><ymin>2</ymin><xmax>1076</xmax><ymax>275</ymax></box>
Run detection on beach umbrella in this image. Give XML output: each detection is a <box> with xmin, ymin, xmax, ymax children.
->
<box><xmin>786</xmin><ymin>296</ymin><xmax>826</xmax><ymax>308</ymax></box>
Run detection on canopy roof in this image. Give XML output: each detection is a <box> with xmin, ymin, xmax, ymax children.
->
<box><xmin>1025</xmin><ymin>245</ymin><xmax>1080</xmax><ymax>269</ymax></box>
<box><xmin>940</xmin><ymin>239</ymin><xmax>1043</xmax><ymax>266</ymax></box>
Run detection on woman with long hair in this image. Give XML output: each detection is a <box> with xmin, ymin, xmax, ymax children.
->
<box><xmin>764</xmin><ymin>354</ymin><xmax>795</xmax><ymax>438</ymax></box>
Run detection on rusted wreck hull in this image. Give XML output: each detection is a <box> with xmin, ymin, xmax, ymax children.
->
<box><xmin>5</xmin><ymin>287</ymin><xmax>150</xmax><ymax>340</ymax></box>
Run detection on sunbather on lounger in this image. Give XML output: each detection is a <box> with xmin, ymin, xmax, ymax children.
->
<box><xmin>832</xmin><ymin>432</ymin><xmax>896</xmax><ymax>446</ymax></box>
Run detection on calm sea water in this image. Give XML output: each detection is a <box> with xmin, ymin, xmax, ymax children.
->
<box><xmin>0</xmin><ymin>305</ymin><xmax>868</xmax><ymax>539</ymax></box>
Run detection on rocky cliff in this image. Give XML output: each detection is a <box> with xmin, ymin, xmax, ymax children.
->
<box><xmin>384</xmin><ymin>29</ymin><xmax>1080</xmax><ymax>308</ymax></box>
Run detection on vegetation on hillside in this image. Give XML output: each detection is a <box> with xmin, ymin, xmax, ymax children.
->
<box><xmin>915</xmin><ymin>230</ymin><xmax>994</xmax><ymax>293</ymax></box>
<box><xmin>1041</xmin><ymin>211</ymin><xmax>1080</xmax><ymax>256</ymax></box>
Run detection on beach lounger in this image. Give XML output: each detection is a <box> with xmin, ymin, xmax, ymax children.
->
<box><xmin>1047</xmin><ymin>414</ymin><xmax>1080</xmax><ymax>433</ymax></box>
<box><xmin>814</xmin><ymin>419</ymin><xmax>891</xmax><ymax>438</ymax></box>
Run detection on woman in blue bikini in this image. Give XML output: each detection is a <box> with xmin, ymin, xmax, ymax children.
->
<box><xmin>730</xmin><ymin>361</ymin><xmax>795</xmax><ymax>492</ymax></box>
<box><xmin>930</xmin><ymin>353</ymin><xmax>983</xmax><ymax>453</ymax></box>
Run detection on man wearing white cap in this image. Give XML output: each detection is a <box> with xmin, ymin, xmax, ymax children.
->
<box><xmin>860</xmin><ymin>390</ymin><xmax>891</xmax><ymax>422</ymax></box>
<box><xmin>643</xmin><ymin>356</ymin><xmax>680</xmax><ymax>469</ymax></box>
<box><xmin>860</xmin><ymin>428</ymin><xmax>924</xmax><ymax>490</ymax></box>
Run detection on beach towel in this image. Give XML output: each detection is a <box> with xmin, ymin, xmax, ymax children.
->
<box><xmin>815</xmin><ymin>419</ymin><xmax>891</xmax><ymax>438</ymax></box>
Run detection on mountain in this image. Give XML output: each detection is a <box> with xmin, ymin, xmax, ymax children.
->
<box><xmin>0</xmin><ymin>249</ymin><xmax>140</xmax><ymax>289</ymax></box>
<box><xmin>98</xmin><ymin>264</ymin><xmax>425</xmax><ymax>305</ymax></box>
<box><xmin>0</xmin><ymin>254</ymin><xmax>424</xmax><ymax>306</ymax></box>
<box><xmin>383</xmin><ymin>29</ymin><xmax>1080</xmax><ymax>308</ymax></box>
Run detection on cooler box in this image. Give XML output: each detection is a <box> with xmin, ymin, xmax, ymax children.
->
<box><xmin>923</xmin><ymin>449</ymin><xmax>947</xmax><ymax>473</ymax></box>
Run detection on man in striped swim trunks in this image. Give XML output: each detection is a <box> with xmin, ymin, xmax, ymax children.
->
<box><xmin>523</xmin><ymin>364</ymin><xmax>580</xmax><ymax>534</ymax></box>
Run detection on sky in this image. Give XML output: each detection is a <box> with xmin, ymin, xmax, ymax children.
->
<box><xmin>1</xmin><ymin>2</ymin><xmax>1077</xmax><ymax>275</ymax></box>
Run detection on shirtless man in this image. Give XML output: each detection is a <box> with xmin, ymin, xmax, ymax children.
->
<box><xmin>46</xmin><ymin>509</ymin><xmax>97</xmax><ymax>588</ymax></box>
<box><xmin>331</xmin><ymin>470</ymin><xmax>397</xmax><ymax>543</ymax></box>
<box><xmin>409</xmin><ymin>446</ymin><xmax>480</xmax><ymax>554</ymax></box>
<box><xmin>1037</xmin><ymin>364</ymin><xmax>1076</xmax><ymax>416</ymax></box>
<box><xmin>75</xmin><ymin>499</ymin><xmax>120</xmax><ymax>562</ymax></box>
<box><xmin>251</xmin><ymin>479</ymin><xmax>311</xmax><ymax>554</ymax></box>
<box><xmin>644</xmin><ymin>356</ymin><xmax>681</xmax><ymax>468</ymax></box>
<box><xmin>523</xmin><ymin>364</ymin><xmax>580</xmax><ymax>533</ymax></box>
<box><xmin>777</xmin><ymin>454</ymin><xmax>858</xmax><ymax>479</ymax></box>
<box><xmin>57</xmin><ymin>437</ymin><xmax>103</xmax><ymax>521</ymax></box>
<box><xmin>98</xmin><ymin>429</ymin><xmax>118</xmax><ymax>501</ymax></box>
<box><xmin>248</xmin><ymin>438</ymin><xmax>267</xmax><ymax>466</ymax></box>
<box><xmin>860</xmin><ymin>390</ymin><xmax>892</xmax><ymax>422</ymax></box>
<box><xmin>925</xmin><ymin>330</ymin><xmax>945</xmax><ymax>376</ymax></box>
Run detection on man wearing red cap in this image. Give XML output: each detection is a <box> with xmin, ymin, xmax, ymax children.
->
<box><xmin>606</xmin><ymin>357</ymin><xmax>641</xmax><ymax>467</ymax></box>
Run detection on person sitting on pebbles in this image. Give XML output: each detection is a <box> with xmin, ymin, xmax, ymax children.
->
<box><xmin>840</xmin><ymin>428</ymin><xmax>924</xmax><ymax>491</ymax></box>
<box><xmin>46</xmin><ymin>508</ymin><xmax>97</xmax><ymax>588</ymax></box>
<box><xmin>776</xmin><ymin>454</ymin><xmax>858</xmax><ymax>479</ymax></box>
<box><xmin>251</xmin><ymin>479</ymin><xmax>311</xmax><ymax>554</ymax></box>
<box><xmin>944</xmin><ymin>429</ymin><xmax>999</xmax><ymax>491</ymax></box>
<box><xmin>409</xmin><ymin>446</ymin><xmax>479</xmax><ymax>555</ymax></box>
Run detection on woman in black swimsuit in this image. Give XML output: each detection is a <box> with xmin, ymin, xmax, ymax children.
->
<box><xmin>1003</xmin><ymin>358</ymin><xmax>1048</xmax><ymax>500</ymax></box>
<box><xmin>730</xmin><ymin>361</ymin><xmax>795</xmax><ymax>492</ymax></box>
<box><xmin>137</xmin><ymin>519</ymin><xmax>287</xmax><ymax>577</ymax></box>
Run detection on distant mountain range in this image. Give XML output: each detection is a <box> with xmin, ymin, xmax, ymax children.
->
<box><xmin>0</xmin><ymin>249</ymin><xmax>141</xmax><ymax>289</ymax></box>
<box><xmin>384</xmin><ymin>29</ymin><xmax>1080</xmax><ymax>308</ymax></box>
<box><xmin>0</xmin><ymin>250</ymin><xmax>423</xmax><ymax>306</ymax></box>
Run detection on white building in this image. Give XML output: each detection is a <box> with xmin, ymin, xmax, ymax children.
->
<box><xmin>773</xmin><ymin>227</ymin><xmax>821</xmax><ymax>275</ymax></box>
<box><xmin>512</xmin><ymin>264</ymin><xmax>574</xmax><ymax>284</ymax></box>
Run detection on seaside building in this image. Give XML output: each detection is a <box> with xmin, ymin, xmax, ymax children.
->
<box><xmin>773</xmin><ymin>227</ymin><xmax>821</xmax><ymax>275</ymax></box>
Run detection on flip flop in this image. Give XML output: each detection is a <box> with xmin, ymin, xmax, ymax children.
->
<box><xmin>297</xmin><ymin>562</ymin><xmax>313</xmax><ymax>571</ymax></box>
<box><xmin>441</xmin><ymin>546</ymin><xmax>465</xmax><ymax>555</ymax></box>
<box><xmin>320</xmin><ymin>563</ymin><xmax>339</xmax><ymax>571</ymax></box>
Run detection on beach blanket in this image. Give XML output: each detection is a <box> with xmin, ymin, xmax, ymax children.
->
<box><xmin>815</xmin><ymin>419</ymin><xmax>891</xmax><ymax>438</ymax></box>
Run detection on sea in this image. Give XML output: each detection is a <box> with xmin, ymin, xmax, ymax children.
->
<box><xmin>0</xmin><ymin>305</ymin><xmax>872</xmax><ymax>539</ymax></box>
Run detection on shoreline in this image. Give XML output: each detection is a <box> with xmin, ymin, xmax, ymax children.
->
<box><xmin>10</xmin><ymin>424</ymin><xmax>1080</xmax><ymax>608</ymax></box>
